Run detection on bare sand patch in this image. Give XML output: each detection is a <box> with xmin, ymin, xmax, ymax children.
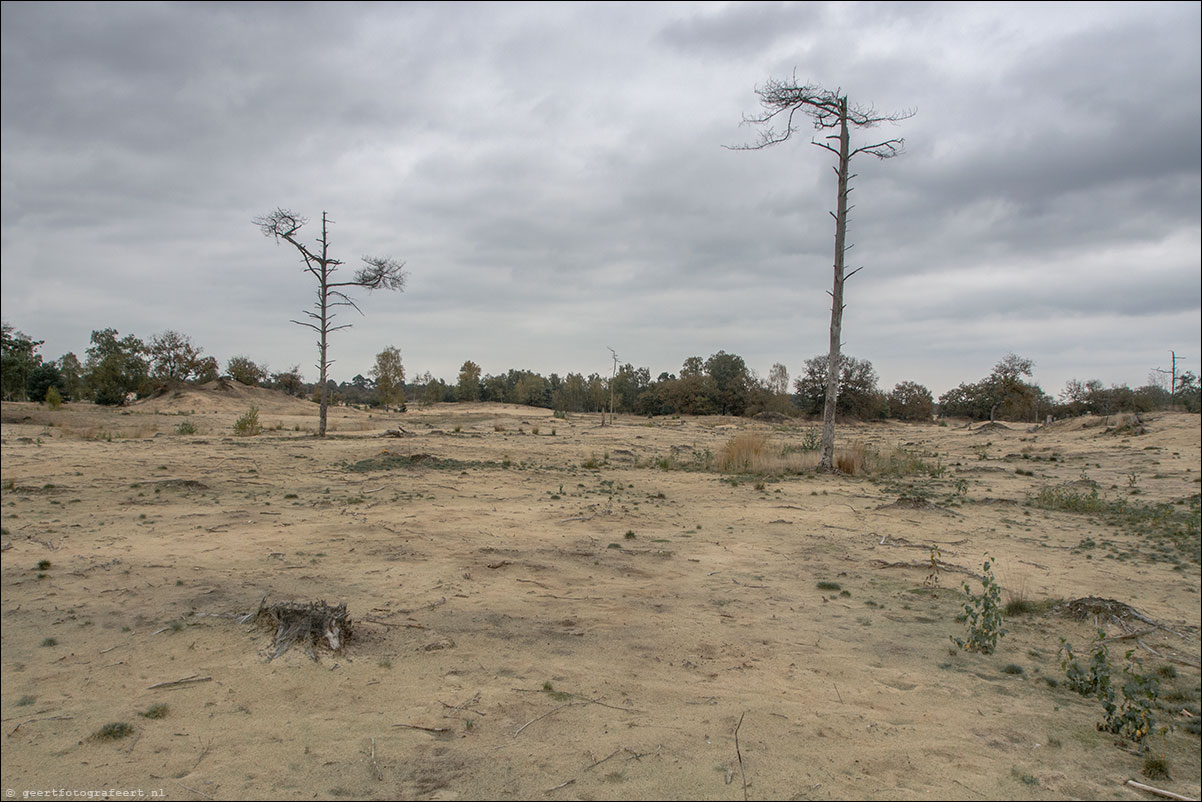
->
<box><xmin>2</xmin><ymin>397</ymin><xmax>1199</xmax><ymax>800</ymax></box>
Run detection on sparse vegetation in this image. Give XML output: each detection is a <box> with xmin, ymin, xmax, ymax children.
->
<box><xmin>952</xmin><ymin>555</ymin><xmax>1006</xmax><ymax>654</ymax></box>
<box><xmin>233</xmin><ymin>406</ymin><xmax>261</xmax><ymax>436</ymax></box>
<box><xmin>139</xmin><ymin>704</ymin><xmax>169</xmax><ymax>719</ymax></box>
<box><xmin>90</xmin><ymin>722</ymin><xmax>134</xmax><ymax>741</ymax></box>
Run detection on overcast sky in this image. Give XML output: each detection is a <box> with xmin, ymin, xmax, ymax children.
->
<box><xmin>2</xmin><ymin>1</ymin><xmax>1199</xmax><ymax>397</ymax></box>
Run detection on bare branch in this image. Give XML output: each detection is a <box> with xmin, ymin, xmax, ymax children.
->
<box><xmin>253</xmin><ymin>208</ymin><xmax>307</xmax><ymax>241</ymax></box>
<box><xmin>355</xmin><ymin>256</ymin><xmax>408</xmax><ymax>292</ymax></box>
<box><xmin>852</xmin><ymin>137</ymin><xmax>906</xmax><ymax>159</ymax></box>
<box><xmin>728</xmin><ymin>74</ymin><xmax>914</xmax><ymax>151</ymax></box>
<box><xmin>327</xmin><ymin>289</ymin><xmax>365</xmax><ymax>316</ymax></box>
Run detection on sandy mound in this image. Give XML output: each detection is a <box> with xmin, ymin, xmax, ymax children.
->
<box><xmin>134</xmin><ymin>379</ymin><xmax>326</xmax><ymax>416</ymax></box>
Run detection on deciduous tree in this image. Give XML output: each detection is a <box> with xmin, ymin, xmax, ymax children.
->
<box><xmin>1</xmin><ymin>323</ymin><xmax>42</xmax><ymax>401</ymax></box>
<box><xmin>148</xmin><ymin>330</ymin><xmax>205</xmax><ymax>383</ymax></box>
<box><xmin>371</xmin><ymin>346</ymin><xmax>405</xmax><ymax>409</ymax></box>
<box><xmin>457</xmin><ymin>360</ymin><xmax>482</xmax><ymax>402</ymax></box>
<box><xmin>226</xmin><ymin>355</ymin><xmax>268</xmax><ymax>386</ymax></box>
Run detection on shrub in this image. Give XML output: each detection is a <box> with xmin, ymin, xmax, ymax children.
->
<box><xmin>45</xmin><ymin>385</ymin><xmax>63</xmax><ymax>409</ymax></box>
<box><xmin>226</xmin><ymin>355</ymin><xmax>268</xmax><ymax>386</ymax></box>
<box><xmin>175</xmin><ymin>420</ymin><xmax>197</xmax><ymax>435</ymax></box>
<box><xmin>91</xmin><ymin>722</ymin><xmax>134</xmax><ymax>740</ymax></box>
<box><xmin>233</xmin><ymin>406</ymin><xmax>261</xmax><ymax>436</ymax></box>
<box><xmin>1060</xmin><ymin>632</ymin><xmax>1160</xmax><ymax>749</ymax></box>
<box><xmin>951</xmin><ymin>555</ymin><xmax>1006</xmax><ymax>654</ymax></box>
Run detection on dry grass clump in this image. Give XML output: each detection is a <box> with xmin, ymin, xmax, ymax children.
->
<box><xmin>715</xmin><ymin>432</ymin><xmax>815</xmax><ymax>474</ymax></box>
<box><xmin>835</xmin><ymin>442</ymin><xmax>869</xmax><ymax>475</ymax></box>
<box><xmin>713</xmin><ymin>433</ymin><xmax>942</xmax><ymax>479</ymax></box>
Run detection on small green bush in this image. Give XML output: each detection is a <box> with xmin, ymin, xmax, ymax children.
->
<box><xmin>233</xmin><ymin>406</ymin><xmax>261</xmax><ymax>436</ymax></box>
<box><xmin>45</xmin><ymin>386</ymin><xmax>63</xmax><ymax>409</ymax></box>
<box><xmin>951</xmin><ymin>555</ymin><xmax>1006</xmax><ymax>654</ymax></box>
<box><xmin>91</xmin><ymin>722</ymin><xmax>134</xmax><ymax>740</ymax></box>
<box><xmin>139</xmin><ymin>704</ymin><xmax>169</xmax><ymax>719</ymax></box>
<box><xmin>175</xmin><ymin>420</ymin><xmax>197</xmax><ymax>435</ymax></box>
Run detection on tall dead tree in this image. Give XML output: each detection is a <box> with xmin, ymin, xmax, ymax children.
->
<box><xmin>255</xmin><ymin>209</ymin><xmax>406</xmax><ymax>436</ymax></box>
<box><xmin>732</xmin><ymin>79</ymin><xmax>911</xmax><ymax>470</ymax></box>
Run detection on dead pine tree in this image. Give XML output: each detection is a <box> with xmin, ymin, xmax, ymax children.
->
<box><xmin>254</xmin><ymin>209</ymin><xmax>407</xmax><ymax>436</ymax></box>
<box><xmin>731</xmin><ymin>78</ymin><xmax>912</xmax><ymax>470</ymax></box>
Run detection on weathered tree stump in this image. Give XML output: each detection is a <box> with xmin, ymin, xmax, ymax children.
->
<box><xmin>241</xmin><ymin>596</ymin><xmax>352</xmax><ymax>660</ymax></box>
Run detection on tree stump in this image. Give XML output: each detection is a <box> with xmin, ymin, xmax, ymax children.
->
<box><xmin>242</xmin><ymin>596</ymin><xmax>352</xmax><ymax>660</ymax></box>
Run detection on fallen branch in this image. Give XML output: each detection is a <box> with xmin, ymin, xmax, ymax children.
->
<box><xmin>370</xmin><ymin>737</ymin><xmax>383</xmax><ymax>781</ymax></box>
<box><xmin>172</xmin><ymin>780</ymin><xmax>214</xmax><ymax>800</ymax></box>
<box><xmin>147</xmin><ymin>675</ymin><xmax>212</xmax><ymax>690</ymax></box>
<box><xmin>440</xmin><ymin>692</ymin><xmax>485</xmax><ymax>716</ymax></box>
<box><xmin>1099</xmin><ymin>628</ymin><xmax>1158</xmax><ymax>644</ymax></box>
<box><xmin>586</xmin><ymin>748</ymin><xmax>623</xmax><ymax>770</ymax></box>
<box><xmin>514</xmin><ymin>702</ymin><xmax>585</xmax><ymax>737</ymax></box>
<box><xmin>362</xmin><ymin>616</ymin><xmax>425</xmax><ymax>630</ymax></box>
<box><xmin>870</xmin><ymin>558</ymin><xmax>978</xmax><ymax>577</ymax></box>
<box><xmin>192</xmin><ymin>736</ymin><xmax>213</xmax><ymax>771</ymax></box>
<box><xmin>7</xmin><ymin>714</ymin><xmax>73</xmax><ymax>736</ymax></box>
<box><xmin>545</xmin><ymin>778</ymin><xmax>575</xmax><ymax>793</ymax></box>
<box><xmin>393</xmin><ymin>723</ymin><xmax>451</xmax><ymax>735</ymax></box>
<box><xmin>1124</xmin><ymin>778</ymin><xmax>1198</xmax><ymax>801</ymax></box>
<box><xmin>375</xmin><ymin>427</ymin><xmax>410</xmax><ymax>437</ymax></box>
<box><xmin>734</xmin><ymin>711</ymin><xmax>748</xmax><ymax>801</ymax></box>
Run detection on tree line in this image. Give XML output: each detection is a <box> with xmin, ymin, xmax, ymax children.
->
<box><xmin>3</xmin><ymin>321</ymin><xmax>1196</xmax><ymax>419</ymax></box>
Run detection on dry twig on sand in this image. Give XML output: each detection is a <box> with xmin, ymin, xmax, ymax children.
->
<box><xmin>734</xmin><ymin>711</ymin><xmax>748</xmax><ymax>801</ymax></box>
<box><xmin>1123</xmin><ymin>779</ymin><xmax>1197</xmax><ymax>801</ymax></box>
<box><xmin>147</xmin><ymin>675</ymin><xmax>212</xmax><ymax>690</ymax></box>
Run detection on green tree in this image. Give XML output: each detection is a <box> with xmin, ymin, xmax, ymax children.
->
<box><xmin>794</xmin><ymin>354</ymin><xmax>883</xmax><ymax>418</ymax></box>
<box><xmin>57</xmin><ymin>352</ymin><xmax>84</xmax><ymax>400</ymax></box>
<box><xmin>255</xmin><ymin>208</ymin><xmax>407</xmax><ymax>436</ymax></box>
<box><xmin>938</xmin><ymin>354</ymin><xmax>1050</xmax><ymax>421</ymax></box>
<box><xmin>457</xmin><ymin>360</ymin><xmax>482</xmax><ymax>402</ymax></box>
<box><xmin>513</xmin><ymin>371</ymin><xmax>549</xmax><ymax>407</ymax></box>
<box><xmin>1</xmin><ymin>323</ymin><xmax>43</xmax><ymax>401</ymax></box>
<box><xmin>270</xmin><ymin>365</ymin><xmax>305</xmax><ymax>397</ymax></box>
<box><xmin>26</xmin><ymin>363</ymin><xmax>65</xmax><ymax>403</ymax></box>
<box><xmin>194</xmin><ymin>356</ymin><xmax>220</xmax><ymax>384</ymax></box>
<box><xmin>148</xmin><ymin>330</ymin><xmax>205</xmax><ymax>383</ymax></box>
<box><xmin>766</xmin><ymin>363</ymin><xmax>790</xmax><ymax>396</ymax></box>
<box><xmin>705</xmin><ymin>351</ymin><xmax>752</xmax><ymax>416</ymax></box>
<box><xmin>226</xmin><ymin>355</ymin><xmax>268</xmax><ymax>386</ymax></box>
<box><xmin>371</xmin><ymin>346</ymin><xmax>405</xmax><ymax>409</ymax></box>
<box><xmin>887</xmin><ymin>381</ymin><xmax>934</xmax><ymax>421</ymax></box>
<box><xmin>1175</xmin><ymin>372</ymin><xmax>1200</xmax><ymax>412</ymax></box>
<box><xmin>553</xmin><ymin>372</ymin><xmax>587</xmax><ymax>413</ymax></box>
<box><xmin>612</xmin><ymin>364</ymin><xmax>651</xmax><ymax>413</ymax></box>
<box><xmin>680</xmin><ymin>356</ymin><xmax>705</xmax><ymax>378</ymax></box>
<box><xmin>84</xmin><ymin>329</ymin><xmax>149</xmax><ymax>405</ymax></box>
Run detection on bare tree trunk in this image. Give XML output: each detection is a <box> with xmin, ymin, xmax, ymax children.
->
<box><xmin>318</xmin><ymin>212</ymin><xmax>331</xmax><ymax>437</ymax></box>
<box><xmin>254</xmin><ymin>207</ymin><xmax>406</xmax><ymax>439</ymax></box>
<box><xmin>820</xmin><ymin>98</ymin><xmax>850</xmax><ymax>471</ymax></box>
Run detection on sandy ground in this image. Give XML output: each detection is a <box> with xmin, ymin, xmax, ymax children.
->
<box><xmin>1</xmin><ymin>389</ymin><xmax>1199</xmax><ymax>801</ymax></box>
